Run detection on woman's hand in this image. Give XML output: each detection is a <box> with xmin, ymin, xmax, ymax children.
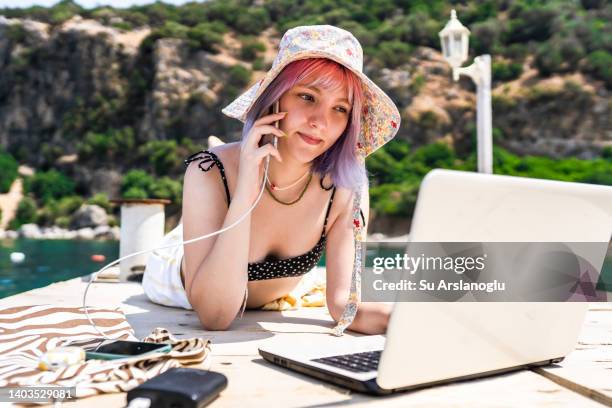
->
<box><xmin>235</xmin><ymin>111</ymin><xmax>287</xmax><ymax>202</ymax></box>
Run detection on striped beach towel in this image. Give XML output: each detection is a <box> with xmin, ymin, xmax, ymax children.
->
<box><xmin>0</xmin><ymin>305</ymin><xmax>211</xmax><ymax>398</ymax></box>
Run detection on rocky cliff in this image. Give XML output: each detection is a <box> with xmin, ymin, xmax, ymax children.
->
<box><xmin>0</xmin><ymin>15</ymin><xmax>610</xmax><ymax>197</ymax></box>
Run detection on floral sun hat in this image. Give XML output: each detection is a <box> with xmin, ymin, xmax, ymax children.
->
<box><xmin>222</xmin><ymin>25</ymin><xmax>402</xmax><ymax>336</ymax></box>
<box><xmin>222</xmin><ymin>24</ymin><xmax>401</xmax><ymax>159</ymax></box>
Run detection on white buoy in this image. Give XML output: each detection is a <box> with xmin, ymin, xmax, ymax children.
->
<box><xmin>10</xmin><ymin>252</ymin><xmax>25</xmax><ymax>263</ymax></box>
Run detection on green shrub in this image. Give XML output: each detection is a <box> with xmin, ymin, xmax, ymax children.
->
<box><xmin>534</xmin><ymin>42</ymin><xmax>564</xmax><ymax>76</ymax></box>
<box><xmin>107</xmin><ymin>214</ymin><xmax>118</xmax><ymax>227</ymax></box>
<box><xmin>581</xmin><ymin>171</ymin><xmax>612</xmax><ymax>185</ymax></box>
<box><xmin>138</xmin><ymin>140</ymin><xmax>181</xmax><ymax>175</ymax></box>
<box><xmin>78</xmin><ymin>127</ymin><xmax>135</xmax><ymax>160</ymax></box>
<box><xmin>35</xmin><ymin>202</ymin><xmax>57</xmax><ymax>226</ymax></box>
<box><xmin>121</xmin><ymin>169</ymin><xmax>154</xmax><ymax>196</ymax></box>
<box><xmin>56</xmin><ymin>195</ymin><xmax>84</xmax><ymax>216</ymax></box>
<box><xmin>409</xmin><ymin>74</ymin><xmax>426</xmax><ymax>94</ymax></box>
<box><xmin>558</xmin><ymin>36</ymin><xmax>586</xmax><ymax>71</ymax></box>
<box><xmin>492</xmin><ymin>94</ymin><xmax>518</xmax><ymax>111</ymax></box>
<box><xmin>524</xmin><ymin>85</ymin><xmax>566</xmax><ymax>103</ymax></box>
<box><xmin>149</xmin><ymin>177</ymin><xmax>182</xmax><ymax>205</ymax></box>
<box><xmin>120</xmin><ymin>10</ymin><xmax>149</xmax><ymax>27</ymax></box>
<box><xmin>141</xmin><ymin>20</ymin><xmax>189</xmax><ymax>50</ymax></box>
<box><xmin>370</xmin><ymin>182</ymin><xmax>420</xmax><ymax>217</ymax></box>
<box><xmin>56</xmin><ymin>216</ymin><xmax>70</xmax><ymax>229</ymax></box>
<box><xmin>502</xmin><ymin>43</ymin><xmax>529</xmax><ymax>61</ymax></box>
<box><xmin>87</xmin><ymin>192</ymin><xmax>112</xmax><ymax>212</ymax></box>
<box><xmin>239</xmin><ymin>38</ymin><xmax>266</xmax><ymax>61</ymax></box>
<box><xmin>367</xmin><ymin>147</ymin><xmax>404</xmax><ymax>185</ymax></box>
<box><xmin>459</xmin><ymin>1</ymin><xmax>498</xmax><ymax>24</ymax></box>
<box><xmin>40</xmin><ymin>143</ymin><xmax>64</xmax><ymax>166</ymax></box>
<box><xmin>187</xmin><ymin>22</ymin><xmax>224</xmax><ymax>52</ymax></box>
<box><xmin>234</xmin><ymin>8</ymin><xmax>270</xmax><ymax>35</ymax></box>
<box><xmin>535</xmin><ymin>34</ymin><xmax>586</xmax><ymax>75</ymax></box>
<box><xmin>366</xmin><ymin>140</ymin><xmax>612</xmax><ymax>218</ymax></box>
<box><xmin>197</xmin><ymin>1</ymin><xmax>241</xmax><ymax>28</ymax></box>
<box><xmin>580</xmin><ymin>0</ymin><xmax>606</xmax><ymax>8</ymax></box>
<box><xmin>121</xmin><ymin>169</ymin><xmax>182</xmax><ymax>204</ymax></box>
<box><xmin>398</xmin><ymin>12</ymin><xmax>440</xmax><ymax>48</ymax></box>
<box><xmin>252</xmin><ymin>57</ymin><xmax>266</xmax><ymax>71</ymax></box>
<box><xmin>9</xmin><ymin>197</ymin><xmax>37</xmax><ymax>230</ymax></box>
<box><xmin>227</xmin><ymin>65</ymin><xmax>252</xmax><ymax>88</ymax></box>
<box><xmin>0</xmin><ymin>150</ymin><xmax>19</xmax><ymax>193</ymax></box>
<box><xmin>338</xmin><ymin>21</ymin><xmax>376</xmax><ymax>48</ymax></box>
<box><xmin>492</xmin><ymin>127</ymin><xmax>504</xmax><ymax>142</ymax></box>
<box><xmin>492</xmin><ymin>61</ymin><xmax>523</xmax><ymax>82</ymax></box>
<box><xmin>492</xmin><ymin>146</ymin><xmax>612</xmax><ymax>186</ymax></box>
<box><xmin>24</xmin><ymin>170</ymin><xmax>76</xmax><ymax>204</ymax></box>
<box><xmin>49</xmin><ymin>0</ymin><xmax>82</xmax><ymax>24</ymax></box>
<box><xmin>586</xmin><ymin>51</ymin><xmax>611</xmax><ymax>87</ymax></box>
<box><xmin>505</xmin><ymin>6</ymin><xmax>557</xmax><ymax>43</ymax></box>
<box><xmin>6</xmin><ymin>24</ymin><xmax>27</xmax><ymax>42</ymax></box>
<box><xmin>123</xmin><ymin>187</ymin><xmax>148</xmax><ymax>199</ymax></box>
<box><xmin>156</xmin><ymin>20</ymin><xmax>189</xmax><ymax>39</ymax></box>
<box><xmin>411</xmin><ymin>143</ymin><xmax>456</xmax><ymax>169</ymax></box>
<box><xmin>111</xmin><ymin>21</ymin><xmax>133</xmax><ymax>31</ymax></box>
<box><xmin>375</xmin><ymin>41</ymin><xmax>412</xmax><ymax>69</ymax></box>
<box><xmin>471</xmin><ymin>19</ymin><xmax>504</xmax><ymax>55</ymax></box>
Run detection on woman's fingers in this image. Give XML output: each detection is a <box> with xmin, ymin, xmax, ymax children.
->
<box><xmin>255</xmin><ymin>143</ymin><xmax>282</xmax><ymax>163</ymax></box>
<box><xmin>253</xmin><ymin>111</ymin><xmax>287</xmax><ymax>127</ymax></box>
<box><xmin>245</xmin><ymin>124</ymin><xmax>286</xmax><ymax>148</ymax></box>
<box><xmin>235</xmin><ymin>111</ymin><xmax>287</xmax><ymax>201</ymax></box>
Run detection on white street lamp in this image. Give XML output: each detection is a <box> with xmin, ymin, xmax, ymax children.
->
<box><xmin>439</xmin><ymin>9</ymin><xmax>493</xmax><ymax>174</ymax></box>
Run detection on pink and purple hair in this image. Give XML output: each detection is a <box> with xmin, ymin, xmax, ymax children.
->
<box><xmin>241</xmin><ymin>58</ymin><xmax>367</xmax><ymax>191</ymax></box>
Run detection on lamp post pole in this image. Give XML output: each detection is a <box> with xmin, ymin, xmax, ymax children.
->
<box><xmin>454</xmin><ymin>55</ymin><xmax>493</xmax><ymax>174</ymax></box>
<box><xmin>439</xmin><ymin>10</ymin><xmax>493</xmax><ymax>174</ymax></box>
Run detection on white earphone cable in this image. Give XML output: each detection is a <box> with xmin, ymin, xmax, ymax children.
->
<box><xmin>83</xmin><ymin>140</ymin><xmax>277</xmax><ymax>340</ymax></box>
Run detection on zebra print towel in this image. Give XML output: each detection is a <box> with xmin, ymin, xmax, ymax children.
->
<box><xmin>0</xmin><ymin>305</ymin><xmax>211</xmax><ymax>398</ymax></box>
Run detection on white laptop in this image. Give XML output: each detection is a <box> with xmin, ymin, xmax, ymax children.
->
<box><xmin>258</xmin><ymin>169</ymin><xmax>612</xmax><ymax>395</ymax></box>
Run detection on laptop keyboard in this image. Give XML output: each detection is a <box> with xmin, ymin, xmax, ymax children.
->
<box><xmin>312</xmin><ymin>350</ymin><xmax>382</xmax><ymax>373</ymax></box>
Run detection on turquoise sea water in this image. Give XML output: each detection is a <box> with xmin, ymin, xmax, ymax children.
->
<box><xmin>0</xmin><ymin>239</ymin><xmax>119</xmax><ymax>299</ymax></box>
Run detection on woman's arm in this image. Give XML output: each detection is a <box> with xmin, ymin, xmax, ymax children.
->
<box><xmin>182</xmin><ymin>156</ymin><xmax>252</xmax><ymax>330</ymax></box>
<box><xmin>325</xmin><ymin>183</ymin><xmax>391</xmax><ymax>335</ymax></box>
<box><xmin>183</xmin><ymin>114</ymin><xmax>285</xmax><ymax>331</ymax></box>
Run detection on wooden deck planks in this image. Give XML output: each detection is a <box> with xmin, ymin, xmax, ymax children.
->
<box><xmin>1</xmin><ymin>277</ymin><xmax>609</xmax><ymax>407</ymax></box>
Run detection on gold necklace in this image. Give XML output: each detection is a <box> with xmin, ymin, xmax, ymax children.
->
<box><xmin>267</xmin><ymin>170</ymin><xmax>310</xmax><ymax>191</ymax></box>
<box><xmin>266</xmin><ymin>173</ymin><xmax>312</xmax><ymax>205</ymax></box>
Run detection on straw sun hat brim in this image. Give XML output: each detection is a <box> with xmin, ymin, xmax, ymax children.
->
<box><xmin>221</xmin><ymin>51</ymin><xmax>401</xmax><ymax>158</ymax></box>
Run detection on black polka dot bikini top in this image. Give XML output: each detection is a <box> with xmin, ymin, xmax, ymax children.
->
<box><xmin>185</xmin><ymin>150</ymin><xmax>365</xmax><ymax>281</ymax></box>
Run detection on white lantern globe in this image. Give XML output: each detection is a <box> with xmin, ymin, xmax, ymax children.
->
<box><xmin>438</xmin><ymin>9</ymin><xmax>470</xmax><ymax>70</ymax></box>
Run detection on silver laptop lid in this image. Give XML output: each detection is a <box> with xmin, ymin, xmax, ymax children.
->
<box><xmin>377</xmin><ymin>169</ymin><xmax>612</xmax><ymax>389</ymax></box>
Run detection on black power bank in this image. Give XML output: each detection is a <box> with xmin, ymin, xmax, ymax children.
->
<box><xmin>127</xmin><ymin>368</ymin><xmax>228</xmax><ymax>408</ymax></box>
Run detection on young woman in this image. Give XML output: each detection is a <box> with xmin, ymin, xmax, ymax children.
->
<box><xmin>143</xmin><ymin>25</ymin><xmax>401</xmax><ymax>336</ymax></box>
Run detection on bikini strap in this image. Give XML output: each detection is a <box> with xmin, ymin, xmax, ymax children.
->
<box><xmin>319</xmin><ymin>176</ymin><xmax>334</xmax><ymax>191</ymax></box>
<box><xmin>184</xmin><ymin>150</ymin><xmax>231</xmax><ymax>206</ymax></box>
<box><xmin>321</xmin><ymin>187</ymin><xmax>337</xmax><ymax>237</ymax></box>
<box><xmin>320</xmin><ymin>188</ymin><xmax>367</xmax><ymax>238</ymax></box>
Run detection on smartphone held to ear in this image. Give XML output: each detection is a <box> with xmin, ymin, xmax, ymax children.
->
<box><xmin>259</xmin><ymin>100</ymin><xmax>280</xmax><ymax>148</ymax></box>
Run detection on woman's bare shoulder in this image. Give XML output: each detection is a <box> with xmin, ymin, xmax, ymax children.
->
<box><xmin>207</xmin><ymin>142</ymin><xmax>241</xmax><ymax>173</ymax></box>
<box><xmin>332</xmin><ymin>185</ymin><xmax>360</xmax><ymax>209</ymax></box>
